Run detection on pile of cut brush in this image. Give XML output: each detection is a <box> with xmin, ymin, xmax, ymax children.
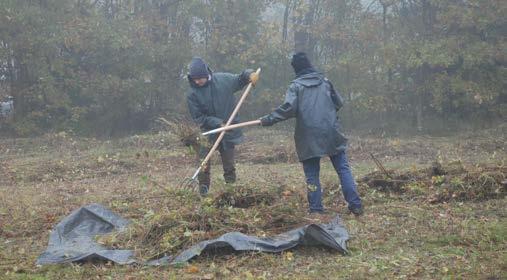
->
<box><xmin>157</xmin><ymin>117</ymin><xmax>204</xmax><ymax>150</ymax></box>
<box><xmin>360</xmin><ymin>161</ymin><xmax>506</xmax><ymax>203</ymax></box>
<box><xmin>98</xmin><ymin>184</ymin><xmax>319</xmax><ymax>261</ymax></box>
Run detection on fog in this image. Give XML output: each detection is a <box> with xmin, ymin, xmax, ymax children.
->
<box><xmin>0</xmin><ymin>0</ymin><xmax>505</xmax><ymax>136</ymax></box>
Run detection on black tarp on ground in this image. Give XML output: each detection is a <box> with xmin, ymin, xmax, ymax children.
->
<box><xmin>36</xmin><ymin>203</ymin><xmax>349</xmax><ymax>265</ymax></box>
<box><xmin>36</xmin><ymin>203</ymin><xmax>136</xmax><ymax>265</ymax></box>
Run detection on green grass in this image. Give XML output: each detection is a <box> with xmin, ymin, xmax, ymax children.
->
<box><xmin>0</xmin><ymin>129</ymin><xmax>506</xmax><ymax>279</ymax></box>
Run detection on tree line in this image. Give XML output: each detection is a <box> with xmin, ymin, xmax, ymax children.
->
<box><xmin>0</xmin><ymin>0</ymin><xmax>505</xmax><ymax>136</ymax></box>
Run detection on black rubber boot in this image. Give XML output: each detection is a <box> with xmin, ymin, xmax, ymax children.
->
<box><xmin>199</xmin><ymin>185</ymin><xmax>209</xmax><ymax>196</ymax></box>
<box><xmin>220</xmin><ymin>147</ymin><xmax>236</xmax><ymax>184</ymax></box>
<box><xmin>350</xmin><ymin>207</ymin><xmax>364</xmax><ymax>216</ymax></box>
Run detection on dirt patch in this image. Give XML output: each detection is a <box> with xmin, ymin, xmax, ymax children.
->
<box><xmin>360</xmin><ymin>162</ymin><xmax>506</xmax><ymax>203</ymax></box>
<box><xmin>5</xmin><ymin>156</ymin><xmax>141</xmax><ymax>183</ymax></box>
<box><xmin>238</xmin><ymin>144</ymin><xmax>298</xmax><ymax>164</ymax></box>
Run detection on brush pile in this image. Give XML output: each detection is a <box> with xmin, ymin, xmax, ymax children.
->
<box><xmin>360</xmin><ymin>161</ymin><xmax>506</xmax><ymax>203</ymax></box>
<box><xmin>98</xmin><ymin>184</ymin><xmax>319</xmax><ymax>261</ymax></box>
<box><xmin>157</xmin><ymin>117</ymin><xmax>203</xmax><ymax>149</ymax></box>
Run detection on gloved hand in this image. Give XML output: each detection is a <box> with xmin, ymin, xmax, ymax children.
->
<box><xmin>241</xmin><ymin>69</ymin><xmax>258</xmax><ymax>86</ymax></box>
<box><xmin>207</xmin><ymin>116</ymin><xmax>223</xmax><ymax>129</ymax></box>
<box><xmin>249</xmin><ymin>71</ymin><xmax>259</xmax><ymax>86</ymax></box>
<box><xmin>259</xmin><ymin>115</ymin><xmax>274</xmax><ymax>126</ymax></box>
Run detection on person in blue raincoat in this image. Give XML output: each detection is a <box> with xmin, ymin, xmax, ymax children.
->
<box><xmin>259</xmin><ymin>52</ymin><xmax>363</xmax><ymax>215</ymax></box>
<box><xmin>186</xmin><ymin>57</ymin><xmax>258</xmax><ymax>195</ymax></box>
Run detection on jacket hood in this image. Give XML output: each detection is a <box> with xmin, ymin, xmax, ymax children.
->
<box><xmin>293</xmin><ymin>72</ymin><xmax>324</xmax><ymax>87</ymax></box>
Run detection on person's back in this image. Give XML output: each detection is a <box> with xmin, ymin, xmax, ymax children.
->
<box><xmin>293</xmin><ymin>73</ymin><xmax>335</xmax><ymax>128</ymax></box>
<box><xmin>290</xmin><ymin>72</ymin><xmax>346</xmax><ymax>161</ymax></box>
<box><xmin>259</xmin><ymin>52</ymin><xmax>362</xmax><ymax>215</ymax></box>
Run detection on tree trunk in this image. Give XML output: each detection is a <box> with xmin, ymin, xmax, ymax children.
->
<box><xmin>416</xmin><ymin>95</ymin><xmax>423</xmax><ymax>132</ymax></box>
<box><xmin>293</xmin><ymin>0</ymin><xmax>318</xmax><ymax>58</ymax></box>
<box><xmin>10</xmin><ymin>54</ymin><xmax>30</xmax><ymax>120</ymax></box>
<box><xmin>346</xmin><ymin>63</ymin><xmax>354</xmax><ymax>124</ymax></box>
<box><xmin>282</xmin><ymin>0</ymin><xmax>291</xmax><ymax>44</ymax></box>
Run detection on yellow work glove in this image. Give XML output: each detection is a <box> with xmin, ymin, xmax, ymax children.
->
<box><xmin>249</xmin><ymin>71</ymin><xmax>259</xmax><ymax>86</ymax></box>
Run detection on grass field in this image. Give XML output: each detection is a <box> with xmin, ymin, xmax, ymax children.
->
<box><xmin>1</xmin><ymin>126</ymin><xmax>506</xmax><ymax>279</ymax></box>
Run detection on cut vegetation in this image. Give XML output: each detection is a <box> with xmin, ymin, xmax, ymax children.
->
<box><xmin>1</xmin><ymin>127</ymin><xmax>506</xmax><ymax>279</ymax></box>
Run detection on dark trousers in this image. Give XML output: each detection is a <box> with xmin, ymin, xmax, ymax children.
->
<box><xmin>302</xmin><ymin>150</ymin><xmax>362</xmax><ymax>212</ymax></box>
<box><xmin>197</xmin><ymin>144</ymin><xmax>236</xmax><ymax>187</ymax></box>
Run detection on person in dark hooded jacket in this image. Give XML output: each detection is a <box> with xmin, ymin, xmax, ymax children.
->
<box><xmin>259</xmin><ymin>52</ymin><xmax>363</xmax><ymax>215</ymax></box>
<box><xmin>186</xmin><ymin>57</ymin><xmax>258</xmax><ymax>195</ymax></box>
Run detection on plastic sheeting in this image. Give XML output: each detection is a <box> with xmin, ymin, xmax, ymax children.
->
<box><xmin>36</xmin><ymin>203</ymin><xmax>136</xmax><ymax>265</ymax></box>
<box><xmin>37</xmin><ymin>203</ymin><xmax>349</xmax><ymax>265</ymax></box>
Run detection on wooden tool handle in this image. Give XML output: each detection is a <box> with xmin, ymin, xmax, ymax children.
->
<box><xmin>192</xmin><ymin>68</ymin><xmax>261</xmax><ymax>179</ymax></box>
<box><xmin>202</xmin><ymin>119</ymin><xmax>261</xmax><ymax>136</ymax></box>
